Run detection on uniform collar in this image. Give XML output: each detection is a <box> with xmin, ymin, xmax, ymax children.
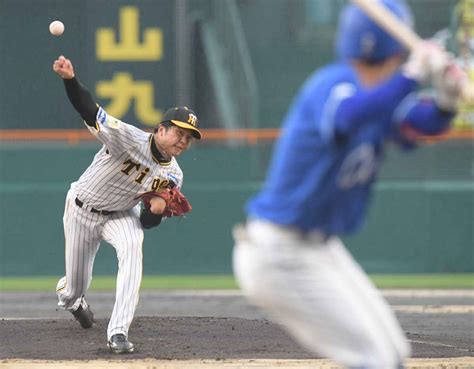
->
<box><xmin>149</xmin><ymin>134</ymin><xmax>172</xmax><ymax>166</ymax></box>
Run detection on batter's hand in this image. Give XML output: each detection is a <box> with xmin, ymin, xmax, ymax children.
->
<box><xmin>402</xmin><ymin>41</ymin><xmax>446</xmax><ymax>82</ymax></box>
<box><xmin>402</xmin><ymin>41</ymin><xmax>467</xmax><ymax>111</ymax></box>
<box><xmin>53</xmin><ymin>55</ymin><xmax>75</xmax><ymax>79</ymax></box>
<box><xmin>431</xmin><ymin>61</ymin><xmax>468</xmax><ymax>112</ymax></box>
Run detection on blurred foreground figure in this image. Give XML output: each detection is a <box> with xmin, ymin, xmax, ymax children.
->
<box><xmin>233</xmin><ymin>1</ymin><xmax>466</xmax><ymax>368</ymax></box>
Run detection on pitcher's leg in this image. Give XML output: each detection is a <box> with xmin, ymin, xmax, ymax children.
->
<box><xmin>57</xmin><ymin>192</ymin><xmax>101</xmax><ymax>311</ymax></box>
<box><xmin>102</xmin><ymin>212</ymin><xmax>143</xmax><ymax>342</ymax></box>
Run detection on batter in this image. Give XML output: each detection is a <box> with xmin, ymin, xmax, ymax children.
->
<box><xmin>233</xmin><ymin>1</ymin><xmax>466</xmax><ymax>368</ymax></box>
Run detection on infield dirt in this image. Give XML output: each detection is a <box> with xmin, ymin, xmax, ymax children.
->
<box><xmin>1</xmin><ymin>316</ymin><xmax>473</xmax><ymax>360</ymax></box>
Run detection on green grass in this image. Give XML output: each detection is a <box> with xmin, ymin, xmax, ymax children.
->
<box><xmin>370</xmin><ymin>274</ymin><xmax>474</xmax><ymax>289</ymax></box>
<box><xmin>0</xmin><ymin>274</ymin><xmax>472</xmax><ymax>291</ymax></box>
<box><xmin>0</xmin><ymin>275</ymin><xmax>238</xmax><ymax>291</ymax></box>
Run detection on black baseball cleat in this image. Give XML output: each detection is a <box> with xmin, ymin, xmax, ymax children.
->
<box><xmin>107</xmin><ymin>334</ymin><xmax>134</xmax><ymax>354</ymax></box>
<box><xmin>71</xmin><ymin>299</ymin><xmax>95</xmax><ymax>329</ymax></box>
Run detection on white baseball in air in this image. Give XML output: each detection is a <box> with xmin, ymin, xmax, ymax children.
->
<box><xmin>49</xmin><ymin>20</ymin><xmax>65</xmax><ymax>36</ymax></box>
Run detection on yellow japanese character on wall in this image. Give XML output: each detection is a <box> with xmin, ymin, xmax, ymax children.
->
<box><xmin>96</xmin><ymin>73</ymin><xmax>162</xmax><ymax>126</ymax></box>
<box><xmin>96</xmin><ymin>6</ymin><xmax>163</xmax><ymax>61</ymax></box>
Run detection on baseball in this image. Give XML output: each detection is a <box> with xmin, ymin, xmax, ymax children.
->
<box><xmin>49</xmin><ymin>20</ymin><xmax>65</xmax><ymax>36</ymax></box>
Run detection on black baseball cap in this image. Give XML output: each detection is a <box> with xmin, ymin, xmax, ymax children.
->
<box><xmin>160</xmin><ymin>106</ymin><xmax>202</xmax><ymax>140</ymax></box>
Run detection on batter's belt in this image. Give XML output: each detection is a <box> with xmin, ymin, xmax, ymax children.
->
<box><xmin>247</xmin><ymin>218</ymin><xmax>331</xmax><ymax>244</ymax></box>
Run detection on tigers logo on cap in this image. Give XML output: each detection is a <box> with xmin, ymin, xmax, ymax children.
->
<box><xmin>160</xmin><ymin>106</ymin><xmax>202</xmax><ymax>140</ymax></box>
<box><xmin>187</xmin><ymin>113</ymin><xmax>198</xmax><ymax>127</ymax></box>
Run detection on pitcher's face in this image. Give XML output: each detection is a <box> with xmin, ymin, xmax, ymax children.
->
<box><xmin>155</xmin><ymin>125</ymin><xmax>194</xmax><ymax>157</ymax></box>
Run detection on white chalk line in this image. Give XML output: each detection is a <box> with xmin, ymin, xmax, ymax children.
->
<box><xmin>1</xmin><ymin>358</ymin><xmax>474</xmax><ymax>369</ymax></box>
<box><xmin>409</xmin><ymin>339</ymin><xmax>473</xmax><ymax>353</ymax></box>
<box><xmin>138</xmin><ymin>289</ymin><xmax>474</xmax><ymax>298</ymax></box>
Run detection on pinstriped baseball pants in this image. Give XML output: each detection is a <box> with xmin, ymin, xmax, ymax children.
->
<box><xmin>57</xmin><ymin>189</ymin><xmax>144</xmax><ymax>340</ymax></box>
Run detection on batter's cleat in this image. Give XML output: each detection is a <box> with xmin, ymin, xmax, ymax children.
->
<box><xmin>108</xmin><ymin>334</ymin><xmax>134</xmax><ymax>354</ymax></box>
<box><xmin>71</xmin><ymin>299</ymin><xmax>95</xmax><ymax>329</ymax></box>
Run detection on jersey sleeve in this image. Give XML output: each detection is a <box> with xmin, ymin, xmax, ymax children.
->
<box><xmin>86</xmin><ymin>107</ymin><xmax>147</xmax><ymax>155</ymax></box>
<box><xmin>390</xmin><ymin>92</ymin><xmax>455</xmax><ymax>147</ymax></box>
<box><xmin>319</xmin><ymin>82</ymin><xmax>357</xmax><ymax>142</ymax></box>
<box><xmin>328</xmin><ymin>73</ymin><xmax>418</xmax><ymax>141</ymax></box>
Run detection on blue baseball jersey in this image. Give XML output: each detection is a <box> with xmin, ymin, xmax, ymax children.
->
<box><xmin>246</xmin><ymin>62</ymin><xmax>453</xmax><ymax>235</ymax></box>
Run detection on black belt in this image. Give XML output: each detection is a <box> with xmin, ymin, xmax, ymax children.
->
<box><xmin>75</xmin><ymin>197</ymin><xmax>115</xmax><ymax>216</ymax></box>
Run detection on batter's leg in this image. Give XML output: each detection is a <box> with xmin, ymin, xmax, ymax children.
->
<box><xmin>57</xmin><ymin>190</ymin><xmax>102</xmax><ymax>311</ymax></box>
<box><xmin>233</xmin><ymin>221</ymin><xmax>410</xmax><ymax>369</ymax></box>
<box><xmin>329</xmin><ymin>238</ymin><xmax>411</xmax><ymax>364</ymax></box>
<box><xmin>102</xmin><ymin>209</ymin><xmax>144</xmax><ymax>342</ymax></box>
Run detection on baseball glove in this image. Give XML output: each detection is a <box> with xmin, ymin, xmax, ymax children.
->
<box><xmin>141</xmin><ymin>188</ymin><xmax>192</xmax><ymax>217</ymax></box>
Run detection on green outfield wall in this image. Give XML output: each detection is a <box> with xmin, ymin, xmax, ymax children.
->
<box><xmin>1</xmin><ymin>0</ymin><xmax>472</xmax><ymax>276</ymax></box>
<box><xmin>0</xmin><ymin>141</ymin><xmax>472</xmax><ymax>276</ymax></box>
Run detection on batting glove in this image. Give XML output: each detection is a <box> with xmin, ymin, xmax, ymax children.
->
<box><xmin>431</xmin><ymin>60</ymin><xmax>468</xmax><ymax>112</ymax></box>
<box><xmin>402</xmin><ymin>41</ymin><xmax>449</xmax><ymax>82</ymax></box>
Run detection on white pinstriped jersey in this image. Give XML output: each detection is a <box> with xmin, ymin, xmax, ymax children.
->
<box><xmin>72</xmin><ymin>107</ymin><xmax>183</xmax><ymax>211</ymax></box>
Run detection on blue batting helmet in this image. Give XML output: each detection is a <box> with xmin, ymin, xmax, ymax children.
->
<box><xmin>335</xmin><ymin>0</ymin><xmax>414</xmax><ymax>63</ymax></box>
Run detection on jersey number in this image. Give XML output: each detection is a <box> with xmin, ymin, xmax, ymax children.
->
<box><xmin>337</xmin><ymin>144</ymin><xmax>378</xmax><ymax>189</ymax></box>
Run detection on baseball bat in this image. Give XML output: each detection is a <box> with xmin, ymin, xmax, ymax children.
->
<box><xmin>350</xmin><ymin>0</ymin><xmax>474</xmax><ymax>103</ymax></box>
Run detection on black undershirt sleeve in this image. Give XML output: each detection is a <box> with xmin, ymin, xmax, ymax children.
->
<box><xmin>139</xmin><ymin>206</ymin><xmax>163</xmax><ymax>229</ymax></box>
<box><xmin>63</xmin><ymin>77</ymin><xmax>99</xmax><ymax>127</ymax></box>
